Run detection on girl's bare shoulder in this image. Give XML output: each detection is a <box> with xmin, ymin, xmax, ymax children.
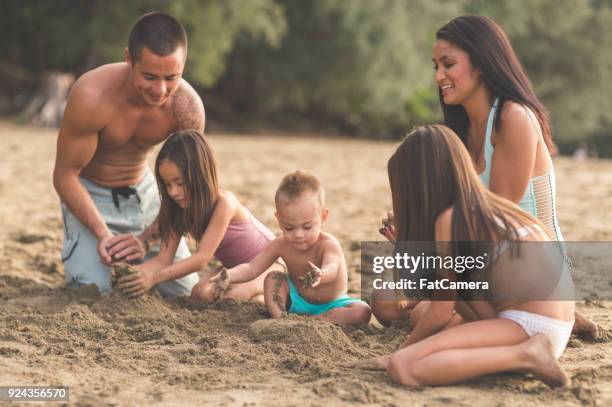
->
<box><xmin>216</xmin><ymin>189</ymin><xmax>250</xmax><ymax>222</ymax></box>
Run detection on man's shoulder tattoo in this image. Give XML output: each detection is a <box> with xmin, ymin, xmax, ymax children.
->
<box><xmin>172</xmin><ymin>86</ymin><xmax>204</xmax><ymax>132</ymax></box>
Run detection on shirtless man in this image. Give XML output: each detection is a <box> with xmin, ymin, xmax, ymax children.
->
<box><xmin>53</xmin><ymin>13</ymin><xmax>204</xmax><ymax>296</ymax></box>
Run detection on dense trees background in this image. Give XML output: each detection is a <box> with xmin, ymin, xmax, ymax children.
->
<box><xmin>2</xmin><ymin>0</ymin><xmax>611</xmax><ymax>154</ymax></box>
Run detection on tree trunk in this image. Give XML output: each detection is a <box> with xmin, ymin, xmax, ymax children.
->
<box><xmin>20</xmin><ymin>71</ymin><xmax>75</xmax><ymax>128</ymax></box>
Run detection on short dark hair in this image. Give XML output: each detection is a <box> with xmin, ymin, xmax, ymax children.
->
<box><xmin>128</xmin><ymin>12</ymin><xmax>187</xmax><ymax>62</ymax></box>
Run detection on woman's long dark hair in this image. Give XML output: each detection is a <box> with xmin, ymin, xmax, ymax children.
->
<box><xmin>436</xmin><ymin>15</ymin><xmax>556</xmax><ymax>154</ymax></box>
<box><xmin>155</xmin><ymin>130</ymin><xmax>219</xmax><ymax>244</ymax></box>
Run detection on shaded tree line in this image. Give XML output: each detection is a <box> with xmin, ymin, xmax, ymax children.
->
<box><xmin>2</xmin><ymin>0</ymin><xmax>611</xmax><ymax>154</ymax></box>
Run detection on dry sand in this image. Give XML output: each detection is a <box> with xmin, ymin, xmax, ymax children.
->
<box><xmin>0</xmin><ymin>120</ymin><xmax>611</xmax><ymax>406</ymax></box>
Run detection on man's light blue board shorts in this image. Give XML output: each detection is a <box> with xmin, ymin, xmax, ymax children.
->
<box><xmin>61</xmin><ymin>171</ymin><xmax>199</xmax><ymax>296</ymax></box>
<box><xmin>287</xmin><ymin>277</ymin><xmax>362</xmax><ymax>315</ymax></box>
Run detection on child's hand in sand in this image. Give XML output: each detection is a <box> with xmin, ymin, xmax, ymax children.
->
<box><xmin>114</xmin><ymin>264</ymin><xmax>156</xmax><ymax>298</ymax></box>
<box><xmin>209</xmin><ymin>267</ymin><xmax>231</xmax><ymax>301</ymax></box>
<box><xmin>111</xmin><ymin>263</ymin><xmax>136</xmax><ymax>288</ymax></box>
<box><xmin>300</xmin><ymin>261</ymin><xmax>323</xmax><ymax>288</ymax></box>
<box><xmin>379</xmin><ymin>211</ymin><xmax>396</xmax><ymax>243</ymax></box>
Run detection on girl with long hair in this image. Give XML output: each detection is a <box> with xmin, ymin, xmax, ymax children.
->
<box><xmin>115</xmin><ymin>130</ymin><xmax>283</xmax><ymax>301</ymax></box>
<box><xmin>348</xmin><ymin>125</ymin><xmax>574</xmax><ymax>388</ymax></box>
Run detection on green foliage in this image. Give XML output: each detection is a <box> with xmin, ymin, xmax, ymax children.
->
<box><xmin>467</xmin><ymin>0</ymin><xmax>612</xmax><ymax>145</ymax></box>
<box><xmin>2</xmin><ymin>1</ymin><xmax>94</xmax><ymax>72</ymax></box>
<box><xmin>220</xmin><ymin>0</ymin><xmax>464</xmax><ymax>136</ymax></box>
<box><xmin>2</xmin><ymin>0</ymin><xmax>612</xmax><ymax>151</ymax></box>
<box><xmin>167</xmin><ymin>0</ymin><xmax>286</xmax><ymax>86</ymax></box>
<box><xmin>1</xmin><ymin>0</ymin><xmax>284</xmax><ymax>86</ymax></box>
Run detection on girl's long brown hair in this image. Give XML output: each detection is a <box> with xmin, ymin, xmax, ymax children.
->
<box><xmin>388</xmin><ymin>125</ymin><xmax>548</xmax><ymax>245</ymax></box>
<box><xmin>436</xmin><ymin>15</ymin><xmax>556</xmax><ymax>154</ymax></box>
<box><xmin>155</xmin><ymin>130</ymin><xmax>219</xmax><ymax>244</ymax></box>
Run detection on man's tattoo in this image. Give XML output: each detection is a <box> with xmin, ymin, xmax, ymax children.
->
<box><xmin>172</xmin><ymin>86</ymin><xmax>204</xmax><ymax>132</ymax></box>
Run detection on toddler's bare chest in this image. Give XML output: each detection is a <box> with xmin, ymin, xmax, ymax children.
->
<box><xmin>284</xmin><ymin>252</ymin><xmax>321</xmax><ymax>277</ymax></box>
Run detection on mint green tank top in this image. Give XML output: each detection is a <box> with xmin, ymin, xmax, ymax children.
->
<box><xmin>478</xmin><ymin>98</ymin><xmax>564</xmax><ymax>241</ymax></box>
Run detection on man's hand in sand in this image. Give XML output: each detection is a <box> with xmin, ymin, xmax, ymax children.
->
<box><xmin>209</xmin><ymin>267</ymin><xmax>231</xmax><ymax>302</ymax></box>
<box><xmin>379</xmin><ymin>211</ymin><xmax>396</xmax><ymax>242</ymax></box>
<box><xmin>303</xmin><ymin>261</ymin><xmax>323</xmax><ymax>288</ymax></box>
<box><xmin>116</xmin><ymin>265</ymin><xmax>157</xmax><ymax>298</ymax></box>
<box><xmin>343</xmin><ymin>354</ymin><xmax>391</xmax><ymax>371</ymax></box>
<box><xmin>97</xmin><ymin>231</ymin><xmax>115</xmax><ymax>265</ymax></box>
<box><xmin>107</xmin><ymin>233</ymin><xmax>148</xmax><ymax>263</ymax></box>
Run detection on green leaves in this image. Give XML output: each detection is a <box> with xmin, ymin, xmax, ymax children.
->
<box><xmin>3</xmin><ymin>0</ymin><xmax>612</xmax><ymax>150</ymax></box>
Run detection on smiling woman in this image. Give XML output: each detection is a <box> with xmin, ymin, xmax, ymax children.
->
<box><xmin>433</xmin><ymin>15</ymin><xmax>563</xmax><ymax>241</ymax></box>
<box><xmin>431</xmin><ymin>14</ymin><xmax>597</xmax><ymax>340</ymax></box>
<box><xmin>432</xmin><ymin>42</ymin><xmax>480</xmax><ymax>107</ymax></box>
<box><xmin>371</xmin><ymin>14</ymin><xmax>596</xmax><ymax>351</ymax></box>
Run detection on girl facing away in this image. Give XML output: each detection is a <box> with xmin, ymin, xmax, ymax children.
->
<box><xmin>115</xmin><ymin>130</ymin><xmax>284</xmax><ymax>301</ymax></box>
<box><xmin>348</xmin><ymin>125</ymin><xmax>574</xmax><ymax>388</ymax></box>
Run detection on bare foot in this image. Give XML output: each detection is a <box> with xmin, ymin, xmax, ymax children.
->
<box><xmin>342</xmin><ymin>355</ymin><xmax>391</xmax><ymax>370</ymax></box>
<box><xmin>523</xmin><ymin>334</ymin><xmax>571</xmax><ymax>388</ymax></box>
<box><xmin>572</xmin><ymin>311</ymin><xmax>599</xmax><ymax>341</ymax></box>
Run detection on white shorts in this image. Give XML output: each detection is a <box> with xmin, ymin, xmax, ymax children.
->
<box><xmin>498</xmin><ymin>309</ymin><xmax>574</xmax><ymax>359</ymax></box>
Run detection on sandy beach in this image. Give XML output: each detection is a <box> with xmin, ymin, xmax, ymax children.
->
<box><xmin>0</xmin><ymin>120</ymin><xmax>610</xmax><ymax>406</ymax></box>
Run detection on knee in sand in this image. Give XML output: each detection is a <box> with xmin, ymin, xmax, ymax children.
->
<box><xmin>191</xmin><ymin>280</ymin><xmax>215</xmax><ymax>303</ymax></box>
<box><xmin>348</xmin><ymin>302</ymin><xmax>372</xmax><ymax>325</ymax></box>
